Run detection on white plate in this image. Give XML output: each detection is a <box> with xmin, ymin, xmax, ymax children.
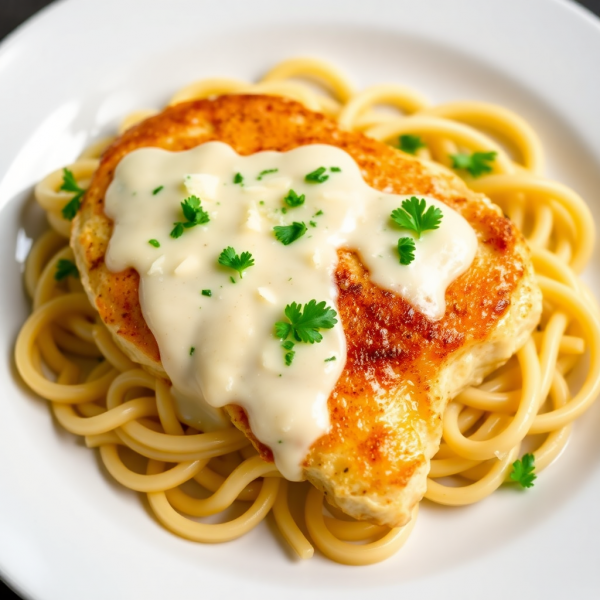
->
<box><xmin>1</xmin><ymin>1</ymin><xmax>600</xmax><ymax>598</ymax></box>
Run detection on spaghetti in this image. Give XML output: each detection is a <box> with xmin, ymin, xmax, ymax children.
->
<box><xmin>15</xmin><ymin>58</ymin><xmax>600</xmax><ymax>565</ymax></box>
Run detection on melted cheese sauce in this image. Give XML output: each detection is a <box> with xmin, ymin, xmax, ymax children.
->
<box><xmin>104</xmin><ymin>142</ymin><xmax>477</xmax><ymax>480</ymax></box>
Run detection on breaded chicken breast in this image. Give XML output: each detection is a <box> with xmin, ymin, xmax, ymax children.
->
<box><xmin>72</xmin><ymin>95</ymin><xmax>541</xmax><ymax>528</ymax></box>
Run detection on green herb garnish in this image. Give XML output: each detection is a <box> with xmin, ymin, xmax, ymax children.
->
<box><xmin>148</xmin><ymin>239</ymin><xmax>160</xmax><ymax>248</ymax></box>
<box><xmin>170</xmin><ymin>195</ymin><xmax>210</xmax><ymax>238</ymax></box>
<box><xmin>54</xmin><ymin>259</ymin><xmax>79</xmax><ymax>281</ymax></box>
<box><xmin>59</xmin><ymin>168</ymin><xmax>86</xmax><ymax>220</ymax></box>
<box><xmin>305</xmin><ymin>167</ymin><xmax>329</xmax><ymax>184</ymax></box>
<box><xmin>201</xmin><ymin>289</ymin><xmax>212</xmax><ymax>297</ymax></box>
<box><xmin>274</xmin><ymin>300</ymin><xmax>338</xmax><ymax>345</ymax></box>
<box><xmin>509</xmin><ymin>453</ymin><xmax>537</xmax><ymax>489</ymax></box>
<box><xmin>450</xmin><ymin>151</ymin><xmax>497</xmax><ymax>178</ymax></box>
<box><xmin>257</xmin><ymin>168</ymin><xmax>278</xmax><ymax>180</ymax></box>
<box><xmin>190</xmin><ymin>347</ymin><xmax>195</xmax><ymax>356</ymax></box>
<box><xmin>324</xmin><ymin>356</ymin><xmax>336</xmax><ymax>362</ymax></box>
<box><xmin>273</xmin><ymin>222</ymin><xmax>307</xmax><ymax>245</ymax></box>
<box><xmin>398</xmin><ymin>134</ymin><xmax>426</xmax><ymax>155</ymax></box>
<box><xmin>233</xmin><ymin>173</ymin><xmax>244</xmax><ymax>185</ymax></box>
<box><xmin>313</xmin><ymin>210</ymin><xmax>323</xmax><ymax>217</ymax></box>
<box><xmin>397</xmin><ymin>237</ymin><xmax>416</xmax><ymax>265</ymax></box>
<box><xmin>330</xmin><ymin>167</ymin><xmax>341</xmax><ymax>173</ymax></box>
<box><xmin>391</xmin><ymin>197</ymin><xmax>443</xmax><ymax>239</ymax></box>
<box><xmin>152</xmin><ymin>185</ymin><xmax>164</xmax><ymax>195</ymax></box>
<box><xmin>218</xmin><ymin>246</ymin><xmax>255</xmax><ymax>279</ymax></box>
<box><xmin>283</xmin><ymin>189</ymin><xmax>305</xmax><ymax>208</ymax></box>
<box><xmin>309</xmin><ymin>221</ymin><xmax>317</xmax><ymax>228</ymax></box>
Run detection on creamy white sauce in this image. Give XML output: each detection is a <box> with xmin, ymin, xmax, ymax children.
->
<box><xmin>104</xmin><ymin>142</ymin><xmax>477</xmax><ymax>480</ymax></box>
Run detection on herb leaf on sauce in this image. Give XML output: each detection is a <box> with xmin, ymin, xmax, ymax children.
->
<box><xmin>509</xmin><ymin>453</ymin><xmax>537</xmax><ymax>489</ymax></box>
<box><xmin>60</xmin><ymin>168</ymin><xmax>86</xmax><ymax>220</ymax></box>
<box><xmin>171</xmin><ymin>195</ymin><xmax>210</xmax><ymax>238</ymax></box>
<box><xmin>398</xmin><ymin>134</ymin><xmax>426</xmax><ymax>155</ymax></box>
<box><xmin>274</xmin><ymin>300</ymin><xmax>338</xmax><ymax>345</ymax></box>
<box><xmin>391</xmin><ymin>197</ymin><xmax>443</xmax><ymax>239</ymax></box>
<box><xmin>233</xmin><ymin>172</ymin><xmax>244</xmax><ymax>185</ymax></box>
<box><xmin>148</xmin><ymin>239</ymin><xmax>160</xmax><ymax>248</ymax></box>
<box><xmin>257</xmin><ymin>168</ymin><xmax>278</xmax><ymax>181</ymax></box>
<box><xmin>152</xmin><ymin>185</ymin><xmax>164</xmax><ymax>195</ymax></box>
<box><xmin>274</xmin><ymin>222</ymin><xmax>307</xmax><ymax>245</ymax></box>
<box><xmin>283</xmin><ymin>189</ymin><xmax>305</xmax><ymax>208</ymax></box>
<box><xmin>450</xmin><ymin>151</ymin><xmax>497</xmax><ymax>178</ymax></box>
<box><xmin>218</xmin><ymin>246</ymin><xmax>255</xmax><ymax>279</ymax></box>
<box><xmin>305</xmin><ymin>167</ymin><xmax>329</xmax><ymax>184</ymax></box>
<box><xmin>54</xmin><ymin>258</ymin><xmax>79</xmax><ymax>281</ymax></box>
<box><xmin>397</xmin><ymin>237</ymin><xmax>416</xmax><ymax>265</ymax></box>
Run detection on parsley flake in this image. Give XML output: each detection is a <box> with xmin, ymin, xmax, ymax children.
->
<box><xmin>450</xmin><ymin>151</ymin><xmax>497</xmax><ymax>178</ymax></box>
<box><xmin>274</xmin><ymin>222</ymin><xmax>307</xmax><ymax>245</ymax></box>
<box><xmin>233</xmin><ymin>173</ymin><xmax>244</xmax><ymax>185</ymax></box>
<box><xmin>257</xmin><ymin>168</ymin><xmax>278</xmax><ymax>180</ymax></box>
<box><xmin>283</xmin><ymin>189</ymin><xmax>305</xmax><ymax>208</ymax></box>
<box><xmin>201</xmin><ymin>289</ymin><xmax>212</xmax><ymax>297</ymax></box>
<box><xmin>509</xmin><ymin>453</ymin><xmax>537</xmax><ymax>489</ymax></box>
<box><xmin>391</xmin><ymin>197</ymin><xmax>443</xmax><ymax>239</ymax></box>
<box><xmin>398</xmin><ymin>134</ymin><xmax>426</xmax><ymax>155</ymax></box>
<box><xmin>59</xmin><ymin>168</ymin><xmax>86</xmax><ymax>220</ymax></box>
<box><xmin>152</xmin><ymin>185</ymin><xmax>164</xmax><ymax>195</ymax></box>
<box><xmin>397</xmin><ymin>237</ymin><xmax>416</xmax><ymax>265</ymax></box>
<box><xmin>218</xmin><ymin>246</ymin><xmax>255</xmax><ymax>279</ymax></box>
<box><xmin>54</xmin><ymin>259</ymin><xmax>79</xmax><ymax>281</ymax></box>
<box><xmin>274</xmin><ymin>300</ymin><xmax>338</xmax><ymax>345</ymax></box>
<box><xmin>309</xmin><ymin>221</ymin><xmax>317</xmax><ymax>228</ymax></box>
<box><xmin>190</xmin><ymin>347</ymin><xmax>195</xmax><ymax>356</ymax></box>
<box><xmin>330</xmin><ymin>167</ymin><xmax>341</xmax><ymax>173</ymax></box>
<box><xmin>170</xmin><ymin>195</ymin><xmax>210</xmax><ymax>238</ymax></box>
<box><xmin>324</xmin><ymin>356</ymin><xmax>336</xmax><ymax>362</ymax></box>
<box><xmin>313</xmin><ymin>210</ymin><xmax>323</xmax><ymax>217</ymax></box>
<box><xmin>305</xmin><ymin>167</ymin><xmax>329</xmax><ymax>184</ymax></box>
<box><xmin>148</xmin><ymin>239</ymin><xmax>160</xmax><ymax>248</ymax></box>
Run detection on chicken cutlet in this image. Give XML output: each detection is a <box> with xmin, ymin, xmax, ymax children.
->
<box><xmin>72</xmin><ymin>94</ymin><xmax>541</xmax><ymax>528</ymax></box>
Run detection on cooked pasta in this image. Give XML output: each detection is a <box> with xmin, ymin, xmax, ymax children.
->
<box><xmin>15</xmin><ymin>57</ymin><xmax>600</xmax><ymax>565</ymax></box>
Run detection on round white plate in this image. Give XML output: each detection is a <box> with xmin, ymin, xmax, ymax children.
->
<box><xmin>1</xmin><ymin>1</ymin><xmax>600</xmax><ymax>599</ymax></box>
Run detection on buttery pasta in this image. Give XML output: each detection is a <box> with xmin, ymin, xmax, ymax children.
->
<box><xmin>15</xmin><ymin>57</ymin><xmax>600</xmax><ymax>565</ymax></box>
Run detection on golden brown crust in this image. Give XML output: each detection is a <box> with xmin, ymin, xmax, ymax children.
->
<box><xmin>72</xmin><ymin>94</ymin><xmax>539</xmax><ymax>527</ymax></box>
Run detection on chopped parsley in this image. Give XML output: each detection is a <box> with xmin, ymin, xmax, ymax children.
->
<box><xmin>398</xmin><ymin>134</ymin><xmax>426</xmax><ymax>155</ymax></box>
<box><xmin>170</xmin><ymin>195</ymin><xmax>210</xmax><ymax>238</ymax></box>
<box><xmin>313</xmin><ymin>210</ymin><xmax>323</xmax><ymax>217</ymax></box>
<box><xmin>189</xmin><ymin>347</ymin><xmax>195</xmax><ymax>356</ymax></box>
<box><xmin>233</xmin><ymin>172</ymin><xmax>244</xmax><ymax>185</ymax></box>
<box><xmin>54</xmin><ymin>258</ymin><xmax>79</xmax><ymax>281</ymax></box>
<box><xmin>305</xmin><ymin>167</ymin><xmax>329</xmax><ymax>184</ymax></box>
<box><xmin>309</xmin><ymin>221</ymin><xmax>317</xmax><ymax>228</ymax></box>
<box><xmin>509</xmin><ymin>453</ymin><xmax>537</xmax><ymax>489</ymax></box>
<box><xmin>152</xmin><ymin>185</ymin><xmax>164</xmax><ymax>195</ymax></box>
<box><xmin>397</xmin><ymin>237</ymin><xmax>416</xmax><ymax>265</ymax></box>
<box><xmin>281</xmin><ymin>340</ymin><xmax>296</xmax><ymax>366</ymax></box>
<box><xmin>148</xmin><ymin>239</ymin><xmax>160</xmax><ymax>248</ymax></box>
<box><xmin>330</xmin><ymin>166</ymin><xmax>341</xmax><ymax>173</ymax></box>
<box><xmin>450</xmin><ymin>151</ymin><xmax>497</xmax><ymax>178</ymax></box>
<box><xmin>274</xmin><ymin>300</ymin><xmax>338</xmax><ymax>345</ymax></box>
<box><xmin>59</xmin><ymin>168</ymin><xmax>86</xmax><ymax>220</ymax></box>
<box><xmin>324</xmin><ymin>356</ymin><xmax>336</xmax><ymax>362</ymax></box>
<box><xmin>273</xmin><ymin>222</ymin><xmax>307</xmax><ymax>245</ymax></box>
<box><xmin>391</xmin><ymin>197</ymin><xmax>443</xmax><ymax>239</ymax></box>
<box><xmin>257</xmin><ymin>168</ymin><xmax>278</xmax><ymax>180</ymax></box>
<box><xmin>201</xmin><ymin>289</ymin><xmax>212</xmax><ymax>297</ymax></box>
<box><xmin>218</xmin><ymin>246</ymin><xmax>255</xmax><ymax>279</ymax></box>
<box><xmin>283</xmin><ymin>189</ymin><xmax>305</xmax><ymax>208</ymax></box>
